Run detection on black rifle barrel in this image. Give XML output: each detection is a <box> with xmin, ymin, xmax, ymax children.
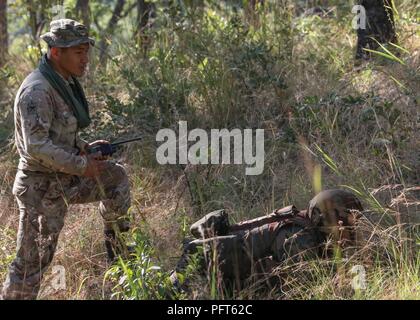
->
<box><xmin>112</xmin><ymin>136</ymin><xmax>143</xmax><ymax>146</ymax></box>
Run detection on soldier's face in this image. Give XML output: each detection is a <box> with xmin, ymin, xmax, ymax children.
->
<box><xmin>320</xmin><ymin>211</ymin><xmax>359</xmax><ymax>247</ymax></box>
<box><xmin>55</xmin><ymin>43</ymin><xmax>90</xmax><ymax>77</ymax></box>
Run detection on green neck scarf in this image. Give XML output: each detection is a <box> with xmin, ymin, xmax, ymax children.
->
<box><xmin>38</xmin><ymin>53</ymin><xmax>91</xmax><ymax>129</ymax></box>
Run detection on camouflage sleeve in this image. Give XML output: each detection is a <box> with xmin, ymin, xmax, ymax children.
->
<box><xmin>18</xmin><ymin>86</ymin><xmax>88</xmax><ymax>176</ymax></box>
<box><xmin>271</xmin><ymin>224</ymin><xmax>319</xmax><ymax>263</ymax></box>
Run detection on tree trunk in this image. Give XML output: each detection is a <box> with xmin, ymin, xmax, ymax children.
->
<box><xmin>26</xmin><ymin>0</ymin><xmax>48</xmax><ymax>40</ymax></box>
<box><xmin>0</xmin><ymin>0</ymin><xmax>7</xmax><ymax>68</ymax></box>
<box><xmin>356</xmin><ymin>0</ymin><xmax>397</xmax><ymax>60</ymax></box>
<box><xmin>244</xmin><ymin>0</ymin><xmax>265</xmax><ymax>28</ymax></box>
<box><xmin>76</xmin><ymin>0</ymin><xmax>91</xmax><ymax>31</ymax></box>
<box><xmin>27</xmin><ymin>0</ymin><xmax>38</xmax><ymax>41</ymax></box>
<box><xmin>135</xmin><ymin>0</ymin><xmax>154</xmax><ymax>53</ymax></box>
<box><xmin>98</xmin><ymin>0</ymin><xmax>126</xmax><ymax>64</ymax></box>
<box><xmin>26</xmin><ymin>0</ymin><xmax>47</xmax><ymax>59</ymax></box>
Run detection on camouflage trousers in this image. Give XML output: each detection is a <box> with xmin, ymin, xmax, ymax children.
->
<box><xmin>1</xmin><ymin>161</ymin><xmax>131</xmax><ymax>300</ymax></box>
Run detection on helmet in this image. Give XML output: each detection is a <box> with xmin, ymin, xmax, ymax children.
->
<box><xmin>308</xmin><ymin>189</ymin><xmax>363</xmax><ymax>243</ymax></box>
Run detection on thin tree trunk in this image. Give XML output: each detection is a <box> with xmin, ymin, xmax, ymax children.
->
<box><xmin>0</xmin><ymin>0</ymin><xmax>7</xmax><ymax>67</ymax></box>
<box><xmin>356</xmin><ymin>0</ymin><xmax>397</xmax><ymax>60</ymax></box>
<box><xmin>76</xmin><ymin>0</ymin><xmax>91</xmax><ymax>31</ymax></box>
<box><xmin>26</xmin><ymin>0</ymin><xmax>47</xmax><ymax>59</ymax></box>
<box><xmin>27</xmin><ymin>0</ymin><xmax>38</xmax><ymax>41</ymax></box>
<box><xmin>136</xmin><ymin>0</ymin><xmax>152</xmax><ymax>32</ymax></box>
<box><xmin>135</xmin><ymin>0</ymin><xmax>154</xmax><ymax>54</ymax></box>
<box><xmin>244</xmin><ymin>0</ymin><xmax>265</xmax><ymax>28</ymax></box>
<box><xmin>98</xmin><ymin>0</ymin><xmax>126</xmax><ymax>64</ymax></box>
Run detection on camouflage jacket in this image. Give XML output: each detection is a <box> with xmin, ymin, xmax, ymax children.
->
<box><xmin>14</xmin><ymin>68</ymin><xmax>88</xmax><ymax>176</ymax></box>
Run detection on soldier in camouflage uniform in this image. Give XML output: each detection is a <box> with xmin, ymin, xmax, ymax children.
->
<box><xmin>1</xmin><ymin>19</ymin><xmax>131</xmax><ymax>300</ymax></box>
<box><xmin>170</xmin><ymin>189</ymin><xmax>363</xmax><ymax>290</ymax></box>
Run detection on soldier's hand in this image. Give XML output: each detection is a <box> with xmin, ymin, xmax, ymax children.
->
<box><xmin>83</xmin><ymin>154</ymin><xmax>108</xmax><ymax>177</ymax></box>
<box><xmin>80</xmin><ymin>140</ymin><xmax>109</xmax><ymax>155</ymax></box>
<box><xmin>83</xmin><ymin>140</ymin><xmax>110</xmax><ymax>160</ymax></box>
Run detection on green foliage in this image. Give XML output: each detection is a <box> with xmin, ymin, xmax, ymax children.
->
<box><xmin>104</xmin><ymin>226</ymin><xmax>180</xmax><ymax>300</ymax></box>
<box><xmin>92</xmin><ymin>2</ymin><xmax>293</xmax><ymax>129</ymax></box>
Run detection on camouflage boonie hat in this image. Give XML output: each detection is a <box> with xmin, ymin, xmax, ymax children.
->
<box><xmin>40</xmin><ymin>19</ymin><xmax>95</xmax><ymax>48</ymax></box>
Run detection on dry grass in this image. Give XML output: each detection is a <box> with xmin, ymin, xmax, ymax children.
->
<box><xmin>0</xmin><ymin>1</ymin><xmax>418</xmax><ymax>300</ymax></box>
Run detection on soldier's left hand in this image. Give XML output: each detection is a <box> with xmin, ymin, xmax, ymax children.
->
<box><xmin>83</xmin><ymin>140</ymin><xmax>110</xmax><ymax>160</ymax></box>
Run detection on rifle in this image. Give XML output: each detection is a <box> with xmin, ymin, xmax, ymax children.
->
<box><xmin>86</xmin><ymin>136</ymin><xmax>143</xmax><ymax>157</ymax></box>
<box><xmin>229</xmin><ymin>205</ymin><xmax>300</xmax><ymax>233</ymax></box>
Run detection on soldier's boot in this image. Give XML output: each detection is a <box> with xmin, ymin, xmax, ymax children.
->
<box><xmin>104</xmin><ymin>218</ymin><xmax>136</xmax><ymax>263</ymax></box>
<box><xmin>104</xmin><ymin>229</ymin><xmax>137</xmax><ymax>263</ymax></box>
<box><xmin>104</xmin><ymin>229</ymin><xmax>118</xmax><ymax>262</ymax></box>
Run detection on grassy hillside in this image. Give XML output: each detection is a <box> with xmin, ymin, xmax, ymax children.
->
<box><xmin>0</xmin><ymin>1</ymin><xmax>418</xmax><ymax>299</ymax></box>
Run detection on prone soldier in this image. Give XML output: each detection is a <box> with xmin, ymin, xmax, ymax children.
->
<box><xmin>170</xmin><ymin>189</ymin><xmax>364</xmax><ymax>291</ymax></box>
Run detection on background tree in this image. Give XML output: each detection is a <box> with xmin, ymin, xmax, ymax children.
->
<box><xmin>75</xmin><ymin>0</ymin><xmax>91</xmax><ymax>31</ymax></box>
<box><xmin>0</xmin><ymin>0</ymin><xmax>7</xmax><ymax>68</ymax></box>
<box><xmin>98</xmin><ymin>0</ymin><xmax>126</xmax><ymax>64</ymax></box>
<box><xmin>134</xmin><ymin>0</ymin><xmax>154</xmax><ymax>54</ymax></box>
<box><xmin>356</xmin><ymin>0</ymin><xmax>397</xmax><ymax>59</ymax></box>
<box><xmin>244</xmin><ymin>0</ymin><xmax>265</xmax><ymax>28</ymax></box>
<box><xmin>25</xmin><ymin>0</ymin><xmax>51</xmax><ymax>57</ymax></box>
<box><xmin>26</xmin><ymin>0</ymin><xmax>47</xmax><ymax>40</ymax></box>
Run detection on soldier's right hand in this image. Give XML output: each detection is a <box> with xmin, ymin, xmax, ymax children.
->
<box><xmin>82</xmin><ymin>154</ymin><xmax>108</xmax><ymax>177</ymax></box>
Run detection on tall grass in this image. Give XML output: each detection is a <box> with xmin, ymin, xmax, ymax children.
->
<box><xmin>0</xmin><ymin>0</ymin><xmax>418</xmax><ymax>299</ymax></box>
